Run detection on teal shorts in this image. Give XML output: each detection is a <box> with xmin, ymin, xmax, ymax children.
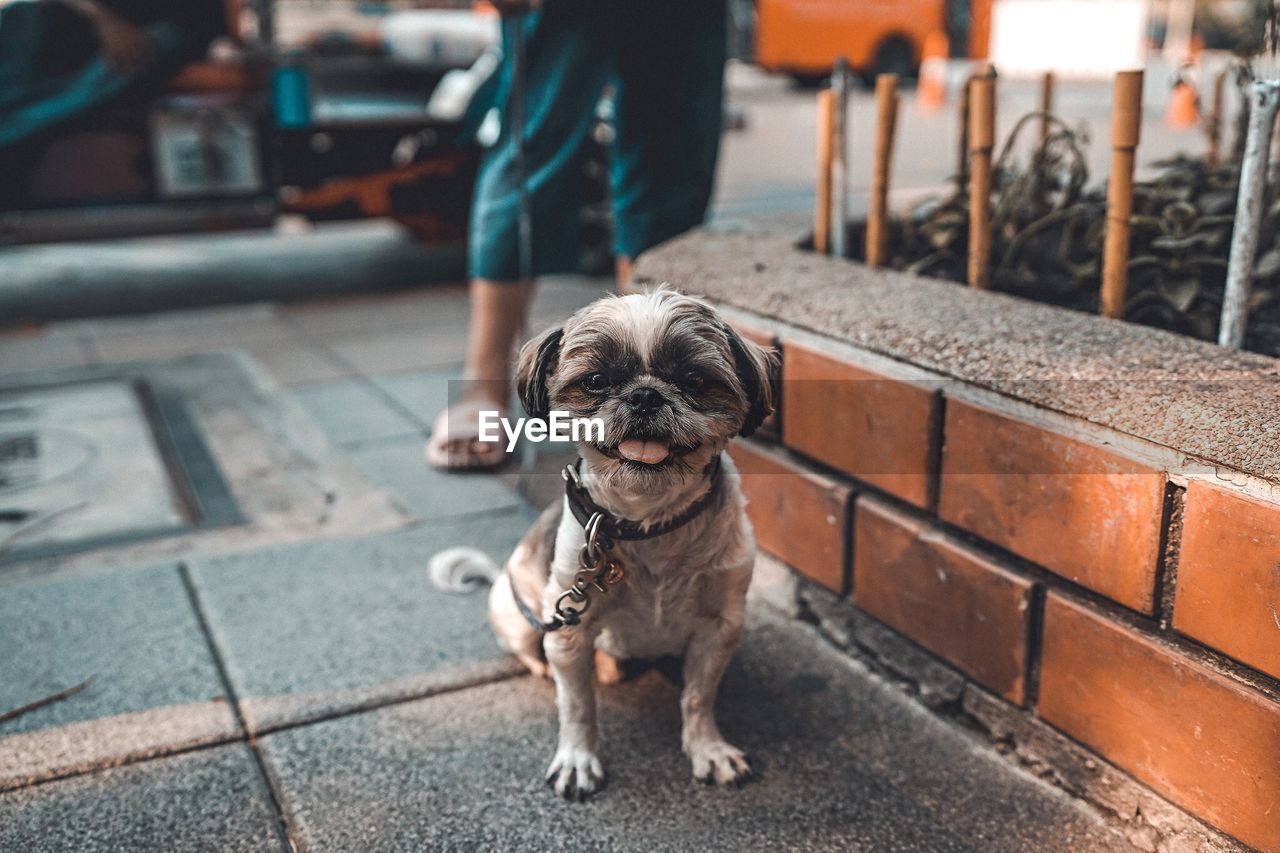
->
<box><xmin>468</xmin><ymin>0</ymin><xmax>727</xmax><ymax>280</ymax></box>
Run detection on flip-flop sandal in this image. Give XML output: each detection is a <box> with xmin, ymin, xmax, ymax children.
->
<box><xmin>425</xmin><ymin>398</ymin><xmax>511</xmax><ymax>471</ymax></box>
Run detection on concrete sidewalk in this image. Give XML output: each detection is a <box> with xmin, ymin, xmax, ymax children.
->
<box><xmin>0</xmin><ymin>279</ymin><xmax>1135</xmax><ymax>851</ymax></box>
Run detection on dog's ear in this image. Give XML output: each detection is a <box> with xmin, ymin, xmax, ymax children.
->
<box><xmin>722</xmin><ymin>322</ymin><xmax>778</xmax><ymax>437</ymax></box>
<box><xmin>516</xmin><ymin>325</ymin><xmax>564</xmax><ymax>421</ymax></box>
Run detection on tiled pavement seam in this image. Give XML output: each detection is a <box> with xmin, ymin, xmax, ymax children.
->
<box><xmin>177</xmin><ymin>562</ymin><xmax>295</xmax><ymax>853</ymax></box>
<box><xmin>0</xmin><ymin>564</ymin><xmax>243</xmax><ymax>793</ymax></box>
<box><xmin>276</xmin><ymin>311</ymin><xmax>458</xmax><ymax>436</ymax></box>
<box><xmin>176</xmin><ymin>564</ymin><xmax>514</xmax><ymax>851</ymax></box>
<box><xmin>2</xmin><ymin>562</ymin><xmax>527</xmax><ymax>797</ymax></box>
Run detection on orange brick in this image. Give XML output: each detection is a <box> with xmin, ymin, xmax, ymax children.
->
<box><xmin>939</xmin><ymin>401</ymin><xmax>1165</xmax><ymax>613</ymax></box>
<box><xmin>854</xmin><ymin>497</ymin><xmax>1034</xmax><ymax>703</ymax></box>
<box><xmin>1039</xmin><ymin>594</ymin><xmax>1280</xmax><ymax>851</ymax></box>
<box><xmin>730</xmin><ymin>441</ymin><xmax>851</xmax><ymax>593</ymax></box>
<box><xmin>782</xmin><ymin>343</ymin><xmax>940</xmax><ymax>509</ymax></box>
<box><xmin>1174</xmin><ymin>482</ymin><xmax>1280</xmax><ymax>681</ymax></box>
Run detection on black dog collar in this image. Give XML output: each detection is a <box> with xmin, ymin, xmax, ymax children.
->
<box><xmin>561</xmin><ymin>454</ymin><xmax>723</xmax><ymax>546</ymax></box>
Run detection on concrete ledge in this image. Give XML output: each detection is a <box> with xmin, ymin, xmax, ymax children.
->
<box><xmin>635</xmin><ymin>226</ymin><xmax>1280</xmax><ymax>484</ymax></box>
<box><xmin>638</xmin><ymin>224</ymin><xmax>1280</xmax><ymax>850</ymax></box>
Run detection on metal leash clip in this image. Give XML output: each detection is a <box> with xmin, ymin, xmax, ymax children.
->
<box><xmin>553</xmin><ymin>510</ymin><xmax>625</xmax><ymax>625</ymax></box>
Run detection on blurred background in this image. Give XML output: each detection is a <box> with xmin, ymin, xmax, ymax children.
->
<box><xmin>0</xmin><ymin>0</ymin><xmax>1268</xmax><ymax>322</ymax></box>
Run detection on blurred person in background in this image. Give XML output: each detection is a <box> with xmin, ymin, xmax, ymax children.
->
<box><xmin>427</xmin><ymin>0</ymin><xmax>727</xmax><ymax>470</ymax></box>
<box><xmin>0</xmin><ymin>0</ymin><xmax>227</xmax><ymax>147</ymax></box>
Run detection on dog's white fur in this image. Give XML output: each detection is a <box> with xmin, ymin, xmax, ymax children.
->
<box><xmin>431</xmin><ymin>290</ymin><xmax>776</xmax><ymax>799</ymax></box>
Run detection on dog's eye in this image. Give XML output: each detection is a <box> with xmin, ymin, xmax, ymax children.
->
<box><xmin>581</xmin><ymin>372</ymin><xmax>610</xmax><ymax>392</ymax></box>
<box><xmin>679</xmin><ymin>369</ymin><xmax>705</xmax><ymax>390</ymax></box>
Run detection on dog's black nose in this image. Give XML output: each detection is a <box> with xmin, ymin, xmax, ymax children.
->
<box><xmin>625</xmin><ymin>386</ymin><xmax>666</xmax><ymax>415</ymax></box>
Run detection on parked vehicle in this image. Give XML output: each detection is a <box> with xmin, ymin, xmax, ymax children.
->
<box><xmin>754</xmin><ymin>0</ymin><xmax>990</xmax><ymax>85</ymax></box>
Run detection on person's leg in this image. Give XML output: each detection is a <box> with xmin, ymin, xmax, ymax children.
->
<box><xmin>609</xmin><ymin>0</ymin><xmax>727</xmax><ymax>272</ymax></box>
<box><xmin>615</xmin><ymin>256</ymin><xmax>634</xmax><ymax>292</ymax></box>
<box><xmin>427</xmin><ymin>278</ymin><xmax>534</xmax><ymax>468</ymax></box>
<box><xmin>428</xmin><ymin>2</ymin><xmax>615</xmax><ymax>469</ymax></box>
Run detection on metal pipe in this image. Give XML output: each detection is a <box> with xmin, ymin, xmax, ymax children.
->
<box><xmin>1219</xmin><ymin>79</ymin><xmax>1280</xmax><ymax>348</ymax></box>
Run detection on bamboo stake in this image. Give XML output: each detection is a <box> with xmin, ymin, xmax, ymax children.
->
<box><xmin>1100</xmin><ymin>70</ymin><xmax>1144</xmax><ymax>319</ymax></box>
<box><xmin>967</xmin><ymin>74</ymin><xmax>996</xmax><ymax>289</ymax></box>
<box><xmin>1206</xmin><ymin>69</ymin><xmax>1228</xmax><ymax>167</ymax></box>
<box><xmin>866</xmin><ymin>74</ymin><xmax>901</xmax><ymax>268</ymax></box>
<box><xmin>831</xmin><ymin>59</ymin><xmax>851</xmax><ymax>258</ymax></box>
<box><xmin>1039</xmin><ymin>71</ymin><xmax>1055</xmax><ymax>144</ymax></box>
<box><xmin>1220</xmin><ymin>80</ymin><xmax>1280</xmax><ymax>347</ymax></box>
<box><xmin>1273</xmin><ymin>108</ymin><xmax>1280</xmax><ymax>178</ymax></box>
<box><xmin>814</xmin><ymin>88</ymin><xmax>834</xmax><ymax>254</ymax></box>
<box><xmin>956</xmin><ymin>73</ymin><xmax>973</xmax><ymax>180</ymax></box>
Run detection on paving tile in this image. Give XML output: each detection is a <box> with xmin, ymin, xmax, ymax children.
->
<box><xmin>369</xmin><ymin>367</ymin><xmax>458</xmax><ymax>429</ymax></box>
<box><xmin>88</xmin><ymin>310</ymin><xmax>300</xmax><ymax>363</ymax></box>
<box><xmin>526</xmin><ymin>275</ymin><xmax>611</xmax><ymax>328</ymax></box>
<box><xmin>729</xmin><ymin>441</ymin><xmax>852</xmax><ymax>594</ymax></box>
<box><xmin>289</xmin><ymin>378</ymin><xmax>421</xmax><ymax>446</ymax></box>
<box><xmin>0</xmin><ymin>327</ymin><xmax>92</xmax><ymax>377</ymax></box>
<box><xmin>853</xmin><ymin>497</ymin><xmax>1034</xmax><ymax>704</ymax></box>
<box><xmin>1039</xmin><ymin>593</ymin><xmax>1280</xmax><ymax>852</ymax></box>
<box><xmin>346</xmin><ymin>436</ymin><xmax>521</xmax><ymax>520</ymax></box>
<box><xmin>496</xmin><ymin>442</ymin><xmax>580</xmax><ymax>511</ymax></box>
<box><xmin>187</xmin><ymin>517</ymin><xmax>530</xmax><ymax>733</ymax></box>
<box><xmin>783</xmin><ymin>342</ymin><xmax>941</xmax><ymax>509</ymax></box>
<box><xmin>79</xmin><ymin>303</ymin><xmax>280</xmax><ymax>333</ymax></box>
<box><xmin>939</xmin><ymin>400</ymin><xmax>1166</xmax><ymax>613</ymax></box>
<box><xmin>244</xmin><ymin>341</ymin><xmax>353</xmax><ymax>387</ymax></box>
<box><xmin>283</xmin><ymin>284</ymin><xmax>470</xmax><ymax>337</ymax></box>
<box><xmin>1173</xmin><ymin>481</ymin><xmax>1280</xmax><ymax>681</ymax></box>
<box><xmin>0</xmin><ymin>565</ymin><xmax>238</xmax><ymax>789</ymax></box>
<box><xmin>261</xmin><ymin>607</ymin><xmax>1124</xmax><ymax>852</ymax></box>
<box><xmin>0</xmin><ymin>744</ymin><xmax>282</xmax><ymax>853</ymax></box>
<box><xmin>321</xmin><ymin>326</ymin><xmax>469</xmax><ymax>376</ymax></box>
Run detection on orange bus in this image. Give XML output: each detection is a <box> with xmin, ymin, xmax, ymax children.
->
<box><xmin>755</xmin><ymin>0</ymin><xmax>991</xmax><ymax>85</ymax></box>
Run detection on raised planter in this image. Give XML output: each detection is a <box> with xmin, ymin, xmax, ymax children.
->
<box><xmin>637</xmin><ymin>225</ymin><xmax>1280</xmax><ymax>852</ymax></box>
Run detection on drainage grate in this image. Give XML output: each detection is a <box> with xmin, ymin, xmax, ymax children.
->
<box><xmin>0</xmin><ymin>376</ymin><xmax>242</xmax><ymax>565</ymax></box>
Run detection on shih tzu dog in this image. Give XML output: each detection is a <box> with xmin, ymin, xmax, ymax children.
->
<box><xmin>430</xmin><ymin>288</ymin><xmax>777</xmax><ymax>800</ymax></box>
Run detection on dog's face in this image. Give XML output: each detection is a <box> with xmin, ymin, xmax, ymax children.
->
<box><xmin>517</xmin><ymin>289</ymin><xmax>776</xmax><ymax>490</ymax></box>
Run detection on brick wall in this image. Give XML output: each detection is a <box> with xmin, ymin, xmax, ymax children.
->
<box><xmin>729</xmin><ymin>322</ymin><xmax>1280</xmax><ymax>852</ymax></box>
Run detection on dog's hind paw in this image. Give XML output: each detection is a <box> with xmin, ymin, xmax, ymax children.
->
<box><xmin>545</xmin><ymin>747</ymin><xmax>606</xmax><ymax>801</ymax></box>
<box><xmin>689</xmin><ymin>740</ymin><xmax>754</xmax><ymax>787</ymax></box>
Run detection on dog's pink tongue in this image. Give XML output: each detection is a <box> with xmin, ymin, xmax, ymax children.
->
<box><xmin>617</xmin><ymin>439</ymin><xmax>670</xmax><ymax>464</ymax></box>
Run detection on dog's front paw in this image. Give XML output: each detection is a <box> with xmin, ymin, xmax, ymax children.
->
<box><xmin>689</xmin><ymin>740</ymin><xmax>754</xmax><ymax>787</ymax></box>
<box><xmin>545</xmin><ymin>746</ymin><xmax>606</xmax><ymax>801</ymax></box>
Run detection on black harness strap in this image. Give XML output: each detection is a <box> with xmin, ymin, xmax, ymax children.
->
<box><xmin>513</xmin><ymin>577</ymin><xmax>578</xmax><ymax>633</ymax></box>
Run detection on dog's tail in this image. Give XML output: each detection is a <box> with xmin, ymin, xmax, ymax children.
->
<box><xmin>428</xmin><ymin>547</ymin><xmax>502</xmax><ymax>594</ymax></box>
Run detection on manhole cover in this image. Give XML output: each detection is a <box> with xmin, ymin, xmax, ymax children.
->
<box><xmin>0</xmin><ymin>378</ymin><xmax>240</xmax><ymax>564</ymax></box>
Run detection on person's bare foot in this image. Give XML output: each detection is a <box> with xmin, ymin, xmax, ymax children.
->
<box><xmin>425</xmin><ymin>397</ymin><xmax>510</xmax><ymax>470</ymax></box>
